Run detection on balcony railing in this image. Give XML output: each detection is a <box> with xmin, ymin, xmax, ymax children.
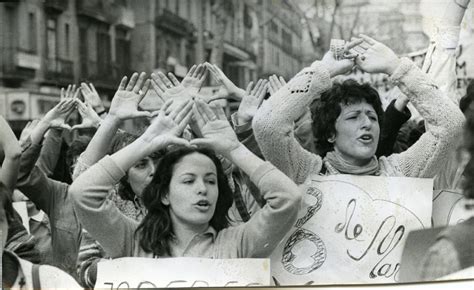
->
<box><xmin>155</xmin><ymin>9</ymin><xmax>196</xmax><ymax>38</ymax></box>
<box><xmin>44</xmin><ymin>0</ymin><xmax>68</xmax><ymax>13</ymax></box>
<box><xmin>45</xmin><ymin>58</ymin><xmax>74</xmax><ymax>83</ymax></box>
<box><xmin>1</xmin><ymin>47</ymin><xmax>36</xmax><ymax>82</ymax></box>
<box><xmin>80</xmin><ymin>60</ymin><xmax>131</xmax><ymax>89</ymax></box>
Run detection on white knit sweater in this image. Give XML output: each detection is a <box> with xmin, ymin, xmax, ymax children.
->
<box><xmin>252</xmin><ymin>58</ymin><xmax>465</xmax><ymax>185</ymax></box>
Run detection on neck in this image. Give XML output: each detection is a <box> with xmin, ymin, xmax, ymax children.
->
<box><xmin>170</xmin><ymin>217</ymin><xmax>209</xmax><ymax>252</ymax></box>
<box><xmin>333</xmin><ymin>149</ymin><xmax>372</xmax><ymax>167</ymax></box>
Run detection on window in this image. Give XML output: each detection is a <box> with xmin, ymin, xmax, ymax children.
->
<box><xmin>47</xmin><ymin>18</ymin><xmax>57</xmax><ymax>59</ymax></box>
<box><xmin>65</xmin><ymin>24</ymin><xmax>70</xmax><ymax>58</ymax></box>
<box><xmin>28</xmin><ymin>12</ymin><xmax>37</xmax><ymax>53</ymax></box>
<box><xmin>115</xmin><ymin>28</ymin><xmax>130</xmax><ymax>74</ymax></box>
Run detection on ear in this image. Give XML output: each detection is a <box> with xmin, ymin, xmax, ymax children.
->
<box><xmin>161</xmin><ymin>193</ymin><xmax>170</xmax><ymax>206</ymax></box>
<box><xmin>327</xmin><ymin>134</ymin><xmax>336</xmax><ymax>144</ymax></box>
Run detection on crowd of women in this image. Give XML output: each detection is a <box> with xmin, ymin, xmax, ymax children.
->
<box><xmin>1</xmin><ymin>0</ymin><xmax>473</xmax><ymax>288</ymax></box>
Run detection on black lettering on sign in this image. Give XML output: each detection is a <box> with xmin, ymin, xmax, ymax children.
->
<box><xmin>137</xmin><ymin>281</ymin><xmax>158</xmax><ymax>288</ymax></box>
<box><xmin>281</xmin><ymin>186</ymin><xmax>326</xmax><ymax>275</ymax></box>
<box><xmin>335</xmin><ymin>198</ymin><xmax>363</xmax><ymax>241</ymax></box>
<box><xmin>282</xmin><ymin>228</ymin><xmax>326</xmax><ymax>275</ymax></box>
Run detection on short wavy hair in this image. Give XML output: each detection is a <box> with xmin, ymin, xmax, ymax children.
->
<box><xmin>311</xmin><ymin>80</ymin><xmax>384</xmax><ymax>155</ymax></box>
<box><xmin>462</xmin><ymin>105</ymin><xmax>474</xmax><ymax>202</ymax></box>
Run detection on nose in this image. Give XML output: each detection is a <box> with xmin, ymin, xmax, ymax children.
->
<box><xmin>196</xmin><ymin>179</ymin><xmax>207</xmax><ymax>196</ymax></box>
<box><xmin>360</xmin><ymin>114</ymin><xmax>373</xmax><ymax>130</ymax></box>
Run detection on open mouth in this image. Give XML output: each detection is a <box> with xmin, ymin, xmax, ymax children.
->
<box><xmin>358</xmin><ymin>134</ymin><xmax>373</xmax><ymax>143</ymax></box>
<box><xmin>195</xmin><ymin>200</ymin><xmax>211</xmax><ymax>210</ymax></box>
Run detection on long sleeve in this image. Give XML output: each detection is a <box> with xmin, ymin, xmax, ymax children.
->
<box><xmin>376</xmin><ymin>99</ymin><xmax>411</xmax><ymax>157</ymax></box>
<box><xmin>252</xmin><ymin>62</ymin><xmax>332</xmax><ymax>184</ymax></box>
<box><xmin>386</xmin><ymin>58</ymin><xmax>465</xmax><ymax>178</ymax></box>
<box><xmin>230</xmin><ymin>112</ymin><xmax>263</xmax><ymax>158</ymax></box>
<box><xmin>36</xmin><ymin>129</ymin><xmax>62</xmax><ymax>177</ymax></box>
<box><xmin>216</xmin><ymin>162</ymin><xmax>302</xmax><ymax>258</ymax></box>
<box><xmin>16</xmin><ymin>138</ymin><xmax>68</xmax><ymax>215</ymax></box>
<box><xmin>70</xmin><ymin>155</ymin><xmax>139</xmax><ymax>259</ymax></box>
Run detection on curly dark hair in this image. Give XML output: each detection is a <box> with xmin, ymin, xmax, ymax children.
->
<box><xmin>135</xmin><ymin>147</ymin><xmax>233</xmax><ymax>257</ymax></box>
<box><xmin>311</xmin><ymin>80</ymin><xmax>384</xmax><ymax>155</ymax></box>
<box><xmin>459</xmin><ymin>80</ymin><xmax>474</xmax><ymax>114</ymax></box>
<box><xmin>462</xmin><ymin>105</ymin><xmax>474</xmax><ymax>202</ymax></box>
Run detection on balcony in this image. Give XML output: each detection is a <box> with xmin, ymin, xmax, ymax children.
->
<box><xmin>44</xmin><ymin>0</ymin><xmax>68</xmax><ymax>13</ymax></box>
<box><xmin>1</xmin><ymin>48</ymin><xmax>37</xmax><ymax>84</ymax></box>
<box><xmin>80</xmin><ymin>60</ymin><xmax>129</xmax><ymax>89</ymax></box>
<box><xmin>45</xmin><ymin>58</ymin><xmax>74</xmax><ymax>85</ymax></box>
<box><xmin>155</xmin><ymin>9</ymin><xmax>196</xmax><ymax>39</ymax></box>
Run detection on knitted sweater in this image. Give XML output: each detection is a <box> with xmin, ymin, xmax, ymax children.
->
<box><xmin>253</xmin><ymin>58</ymin><xmax>465</xmax><ymax>184</ymax></box>
<box><xmin>70</xmin><ymin>156</ymin><xmax>301</xmax><ymax>259</ymax></box>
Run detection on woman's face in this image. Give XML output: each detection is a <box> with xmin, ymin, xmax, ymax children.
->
<box><xmin>332</xmin><ymin>100</ymin><xmax>380</xmax><ymax>166</ymax></box>
<box><xmin>163</xmin><ymin>152</ymin><xmax>219</xmax><ymax>232</ymax></box>
<box><xmin>127</xmin><ymin>157</ymin><xmax>156</xmax><ymax>198</ymax></box>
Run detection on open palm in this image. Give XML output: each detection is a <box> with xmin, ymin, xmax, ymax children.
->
<box><xmin>109</xmin><ymin>72</ymin><xmax>152</xmax><ymax>120</ymax></box>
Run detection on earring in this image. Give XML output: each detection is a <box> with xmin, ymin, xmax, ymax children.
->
<box><xmin>328</xmin><ymin>137</ymin><xmax>335</xmax><ymax>143</ymax></box>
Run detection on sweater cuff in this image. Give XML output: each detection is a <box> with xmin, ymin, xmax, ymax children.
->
<box><xmin>249</xmin><ymin>162</ymin><xmax>277</xmax><ymax>187</ymax></box>
<box><xmin>97</xmin><ymin>155</ymin><xmax>127</xmax><ymax>183</ymax></box>
<box><xmin>434</xmin><ymin>25</ymin><xmax>460</xmax><ymax>49</ymax></box>
<box><xmin>389</xmin><ymin>58</ymin><xmax>415</xmax><ymax>85</ymax></box>
<box><xmin>21</xmin><ymin>136</ymin><xmax>41</xmax><ymax>153</ymax></box>
<box><xmin>230</xmin><ymin>112</ymin><xmax>252</xmax><ymax>133</ymax></box>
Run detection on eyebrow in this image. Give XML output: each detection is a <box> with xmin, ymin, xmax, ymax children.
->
<box><xmin>343</xmin><ymin>109</ymin><xmax>377</xmax><ymax>115</ymax></box>
<box><xmin>180</xmin><ymin>172</ymin><xmax>217</xmax><ymax>177</ymax></box>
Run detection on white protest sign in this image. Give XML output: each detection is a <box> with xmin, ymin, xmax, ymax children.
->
<box><xmin>270</xmin><ymin>175</ymin><xmax>432</xmax><ymax>285</ymax></box>
<box><xmin>432</xmin><ymin>189</ymin><xmax>471</xmax><ymax>226</ymax></box>
<box><xmin>12</xmin><ymin>201</ymin><xmax>30</xmax><ymax>233</ymax></box>
<box><xmin>96</xmin><ymin>257</ymin><xmax>270</xmax><ymax>288</ymax></box>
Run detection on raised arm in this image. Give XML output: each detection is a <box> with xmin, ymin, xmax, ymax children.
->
<box><xmin>16</xmin><ymin>99</ymin><xmax>75</xmax><ymax>213</ymax></box>
<box><xmin>0</xmin><ymin>116</ymin><xmax>22</xmax><ymax>192</ymax></box>
<box><xmin>72</xmin><ymin>73</ymin><xmax>151</xmax><ymax>180</ymax></box>
<box><xmin>70</xmin><ymin>99</ymin><xmax>193</xmax><ymax>258</ymax></box>
<box><xmin>252</xmin><ymin>40</ymin><xmax>362</xmax><ymax>184</ymax></box>
<box><xmin>191</xmin><ymin>99</ymin><xmax>302</xmax><ymax>258</ymax></box>
<box><xmin>354</xmin><ymin>34</ymin><xmax>465</xmax><ymax>177</ymax></box>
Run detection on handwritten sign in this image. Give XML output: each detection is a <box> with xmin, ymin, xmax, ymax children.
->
<box><xmin>270</xmin><ymin>175</ymin><xmax>432</xmax><ymax>285</ymax></box>
<box><xmin>432</xmin><ymin>189</ymin><xmax>471</xmax><ymax>226</ymax></box>
<box><xmin>96</xmin><ymin>258</ymin><xmax>270</xmax><ymax>288</ymax></box>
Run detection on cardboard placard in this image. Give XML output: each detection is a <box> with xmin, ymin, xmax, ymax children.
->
<box><xmin>96</xmin><ymin>257</ymin><xmax>270</xmax><ymax>288</ymax></box>
<box><xmin>270</xmin><ymin>175</ymin><xmax>432</xmax><ymax>285</ymax></box>
<box><xmin>432</xmin><ymin>189</ymin><xmax>471</xmax><ymax>226</ymax></box>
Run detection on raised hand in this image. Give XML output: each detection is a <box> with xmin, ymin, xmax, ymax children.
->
<box><xmin>109</xmin><ymin>72</ymin><xmax>152</xmax><ymax>120</ymax></box>
<box><xmin>60</xmin><ymin>84</ymin><xmax>81</xmax><ymax>101</ymax></box>
<box><xmin>268</xmin><ymin>75</ymin><xmax>286</xmax><ymax>96</ymax></box>
<box><xmin>42</xmin><ymin>98</ymin><xmax>76</xmax><ymax>130</ymax></box>
<box><xmin>320</xmin><ymin>38</ymin><xmax>363</xmax><ymax>78</ymax></box>
<box><xmin>236</xmin><ymin>79</ymin><xmax>268</xmax><ymax>125</ymax></box>
<box><xmin>19</xmin><ymin>119</ymin><xmax>40</xmax><ymax>146</ymax></box>
<box><xmin>353</xmin><ymin>34</ymin><xmax>401</xmax><ymax>75</ymax></box>
<box><xmin>150</xmin><ymin>71</ymin><xmax>187</xmax><ymax>102</ymax></box>
<box><xmin>140</xmin><ymin>99</ymin><xmax>193</xmax><ymax>151</ymax></box>
<box><xmin>181</xmin><ymin>64</ymin><xmax>208</xmax><ymax>94</ymax></box>
<box><xmin>205</xmin><ymin>62</ymin><xmax>246</xmax><ymax>101</ymax></box>
<box><xmin>191</xmin><ymin>99</ymin><xmax>240</xmax><ymax>157</ymax></box>
<box><xmin>81</xmin><ymin>82</ymin><xmax>105</xmax><ymax>113</ymax></box>
<box><xmin>72</xmin><ymin>99</ymin><xmax>102</xmax><ymax>130</ymax></box>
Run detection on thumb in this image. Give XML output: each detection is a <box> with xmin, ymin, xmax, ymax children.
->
<box><xmin>162</xmin><ymin>136</ymin><xmax>190</xmax><ymax>148</ymax></box>
<box><xmin>132</xmin><ymin>111</ymin><xmax>153</xmax><ymax>119</ymax></box>
<box><xmin>190</xmin><ymin>138</ymin><xmax>214</xmax><ymax>149</ymax></box>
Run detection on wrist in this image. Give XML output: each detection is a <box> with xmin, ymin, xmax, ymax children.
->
<box><xmin>226</xmin><ymin>143</ymin><xmax>247</xmax><ymax>161</ymax></box>
<box><xmin>385</xmin><ymin>58</ymin><xmax>402</xmax><ymax>76</ymax></box>
<box><xmin>235</xmin><ymin>112</ymin><xmax>252</xmax><ymax>126</ymax></box>
<box><xmin>103</xmin><ymin>113</ymin><xmax>121</xmax><ymax>125</ymax></box>
<box><xmin>136</xmin><ymin>135</ymin><xmax>156</xmax><ymax>155</ymax></box>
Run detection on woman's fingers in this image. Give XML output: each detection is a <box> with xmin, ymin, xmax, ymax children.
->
<box><xmin>161</xmin><ymin>99</ymin><xmax>174</xmax><ymax>114</ymax></box>
<box><xmin>126</xmin><ymin>72</ymin><xmax>139</xmax><ymax>91</ymax></box>
<box><xmin>189</xmin><ymin>138</ymin><xmax>213</xmax><ymax>149</ymax></box>
<box><xmin>157</xmin><ymin>71</ymin><xmax>173</xmax><ymax>88</ymax></box>
<box><xmin>279</xmin><ymin>76</ymin><xmax>286</xmax><ymax>85</ymax></box>
<box><xmin>133</xmin><ymin>72</ymin><xmax>147</xmax><ymax>94</ymax></box>
<box><xmin>196</xmin><ymin>99</ymin><xmax>216</xmax><ymax>121</ymax></box>
<box><xmin>251</xmin><ymin>79</ymin><xmax>263</xmax><ymax>96</ymax></box>
<box><xmin>151</xmin><ymin>73</ymin><xmax>167</xmax><ymax>93</ymax></box>
<box><xmin>168</xmin><ymin>73</ymin><xmax>180</xmax><ymax>86</ymax></box>
<box><xmin>169</xmin><ymin>99</ymin><xmax>191</xmax><ymax>120</ymax></box>
<box><xmin>346</xmin><ymin>38</ymin><xmax>364</xmax><ymax>50</ymax></box>
<box><xmin>210</xmin><ymin>103</ymin><xmax>227</xmax><ymax>121</ymax></box>
<box><xmin>174</xmin><ymin>100</ymin><xmax>194</xmax><ymax>124</ymax></box>
<box><xmin>187</xmin><ymin>64</ymin><xmax>197</xmax><ymax>78</ymax></box>
<box><xmin>359</xmin><ymin>34</ymin><xmax>376</xmax><ymax>45</ymax></box>
<box><xmin>118</xmin><ymin>76</ymin><xmax>128</xmax><ymax>90</ymax></box>
<box><xmin>245</xmin><ymin>81</ymin><xmax>254</xmax><ymax>95</ymax></box>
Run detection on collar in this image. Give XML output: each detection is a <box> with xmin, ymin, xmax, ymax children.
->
<box><xmin>30</xmin><ymin>210</ymin><xmax>46</xmax><ymax>223</ymax></box>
